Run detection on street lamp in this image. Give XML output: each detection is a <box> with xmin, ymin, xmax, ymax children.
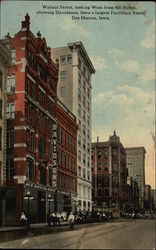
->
<box><xmin>24</xmin><ymin>191</ymin><xmax>34</xmax><ymax>230</ymax></box>
<box><xmin>47</xmin><ymin>194</ymin><xmax>54</xmax><ymax>226</ymax></box>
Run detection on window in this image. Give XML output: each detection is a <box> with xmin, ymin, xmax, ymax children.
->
<box><xmin>61</xmin><ymin>151</ymin><xmax>63</xmax><ymax>166</ymax></box>
<box><xmin>26</xmin><ymin>129</ymin><xmax>30</xmax><ymax>148</ymax></box>
<box><xmin>0</xmin><ymin>70</ymin><xmax>2</xmax><ymax>90</ymax></box>
<box><xmin>104</xmin><ymin>149</ymin><xmax>108</xmax><ymax>157</ymax></box>
<box><xmin>49</xmin><ymin>168</ymin><xmax>52</xmax><ymax>186</ymax></box>
<box><xmin>98</xmin><ymin>163</ymin><xmax>102</xmax><ymax>171</ymax></box>
<box><xmin>26</xmin><ymin>158</ymin><xmax>34</xmax><ymax>181</ymax></box>
<box><xmin>97</xmin><ymin>150</ymin><xmax>102</xmax><ymax>159</ymax></box>
<box><xmin>11</xmin><ymin>48</ymin><xmax>16</xmax><ymax>64</ymax></box>
<box><xmin>67</xmin><ymin>54</ymin><xmax>72</xmax><ymax>64</ymax></box>
<box><xmin>30</xmin><ymin>106</ymin><xmax>35</xmax><ymax>125</ymax></box>
<box><xmin>7</xmin><ymin>129</ymin><xmax>14</xmax><ymax>148</ymax></box>
<box><xmin>87</xmin><ymin>171</ymin><xmax>90</xmax><ymax>181</ymax></box>
<box><xmin>82</xmin><ymin>153</ymin><xmax>86</xmax><ymax>166</ymax></box>
<box><xmin>38</xmin><ymin>64</ymin><xmax>46</xmax><ymax>81</ymax></box>
<box><xmin>38</xmin><ymin>165</ymin><xmax>46</xmax><ymax>185</ymax></box>
<box><xmin>104</xmin><ymin>162</ymin><xmax>109</xmax><ymax>171</ymax></box>
<box><xmin>30</xmin><ymin>132</ymin><xmax>34</xmax><ymax>151</ymax></box>
<box><xmin>6</xmin><ymin>102</ymin><xmax>15</xmax><ymax>119</ymax></box>
<box><xmin>6</xmin><ymin>157</ymin><xmax>14</xmax><ymax>180</ymax></box>
<box><xmin>38</xmin><ymin>138</ymin><xmax>45</xmax><ymax>158</ymax></box>
<box><xmin>7</xmin><ymin>75</ymin><xmax>15</xmax><ymax>93</ymax></box>
<box><xmin>65</xmin><ymin>155</ymin><xmax>67</xmax><ymax>168</ymax></box>
<box><xmin>68</xmin><ymin>156</ymin><xmax>70</xmax><ymax>169</ymax></box>
<box><xmin>61</xmin><ymin>128</ymin><xmax>63</xmax><ymax>144</ymax></box>
<box><xmin>78</xmin><ymin>135</ymin><xmax>81</xmax><ymax>146</ymax></box>
<box><xmin>50</xmin><ymin>78</ymin><xmax>55</xmax><ymax>89</ymax></box>
<box><xmin>78</xmin><ymin>150</ymin><xmax>81</xmax><ymax>162</ymax></box>
<box><xmin>83</xmin><ymin>169</ymin><xmax>86</xmax><ymax>179</ymax></box>
<box><xmin>60</xmin><ymin>55</ymin><xmax>66</xmax><ymax>64</ymax></box>
<box><xmin>61</xmin><ymin>86</ymin><xmax>66</xmax><ymax>97</ymax></box>
<box><xmin>60</xmin><ymin>71</ymin><xmax>66</xmax><ymax>81</ymax></box>
<box><xmin>0</xmin><ymin>99</ymin><xmax>2</xmax><ymax>118</ymax></box>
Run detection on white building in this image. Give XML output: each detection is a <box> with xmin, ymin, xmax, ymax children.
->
<box><xmin>51</xmin><ymin>42</ymin><xmax>95</xmax><ymax>211</ymax></box>
<box><xmin>125</xmin><ymin>147</ymin><xmax>146</xmax><ymax>208</ymax></box>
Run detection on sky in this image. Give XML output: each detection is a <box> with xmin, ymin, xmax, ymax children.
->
<box><xmin>1</xmin><ymin>1</ymin><xmax>155</xmax><ymax>188</ymax></box>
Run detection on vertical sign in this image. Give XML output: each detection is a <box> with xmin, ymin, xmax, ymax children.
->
<box><xmin>52</xmin><ymin>124</ymin><xmax>57</xmax><ymax>188</ymax></box>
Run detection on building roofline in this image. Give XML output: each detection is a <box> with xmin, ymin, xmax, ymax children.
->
<box><xmin>51</xmin><ymin>41</ymin><xmax>95</xmax><ymax>74</ymax></box>
<box><xmin>67</xmin><ymin>41</ymin><xmax>95</xmax><ymax>74</ymax></box>
<box><xmin>125</xmin><ymin>147</ymin><xmax>146</xmax><ymax>153</ymax></box>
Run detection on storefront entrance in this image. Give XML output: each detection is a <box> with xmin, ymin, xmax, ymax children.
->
<box><xmin>38</xmin><ymin>191</ymin><xmax>46</xmax><ymax>223</ymax></box>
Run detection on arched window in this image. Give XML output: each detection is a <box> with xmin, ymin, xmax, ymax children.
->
<box><xmin>38</xmin><ymin>138</ymin><xmax>45</xmax><ymax>158</ymax></box>
<box><xmin>26</xmin><ymin>157</ymin><xmax>34</xmax><ymax>181</ymax></box>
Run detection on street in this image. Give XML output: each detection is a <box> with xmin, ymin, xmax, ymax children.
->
<box><xmin>0</xmin><ymin>219</ymin><xmax>155</xmax><ymax>249</ymax></box>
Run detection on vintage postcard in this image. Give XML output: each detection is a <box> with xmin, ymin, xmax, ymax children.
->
<box><xmin>0</xmin><ymin>0</ymin><xmax>155</xmax><ymax>249</ymax></box>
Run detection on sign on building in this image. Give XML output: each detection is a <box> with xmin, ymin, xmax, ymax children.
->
<box><xmin>52</xmin><ymin>124</ymin><xmax>57</xmax><ymax>188</ymax></box>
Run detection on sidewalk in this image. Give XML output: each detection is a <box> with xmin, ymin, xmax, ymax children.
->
<box><xmin>0</xmin><ymin>221</ymin><xmax>69</xmax><ymax>243</ymax></box>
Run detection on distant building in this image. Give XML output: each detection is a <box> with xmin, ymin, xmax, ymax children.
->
<box><xmin>125</xmin><ymin>176</ymin><xmax>139</xmax><ymax>212</ymax></box>
<box><xmin>92</xmin><ymin>131</ymin><xmax>128</xmax><ymax>211</ymax></box>
<box><xmin>51</xmin><ymin>42</ymin><xmax>95</xmax><ymax>212</ymax></box>
<box><xmin>56</xmin><ymin>98</ymin><xmax>78</xmax><ymax>214</ymax></box>
<box><xmin>125</xmin><ymin>147</ymin><xmax>146</xmax><ymax>208</ymax></box>
<box><xmin>4</xmin><ymin>14</ymin><xmax>59</xmax><ymax>225</ymax></box>
<box><xmin>0</xmin><ymin>38</ymin><xmax>11</xmax><ymax>225</ymax></box>
<box><xmin>150</xmin><ymin>189</ymin><xmax>156</xmax><ymax>212</ymax></box>
<box><xmin>144</xmin><ymin>185</ymin><xmax>151</xmax><ymax>210</ymax></box>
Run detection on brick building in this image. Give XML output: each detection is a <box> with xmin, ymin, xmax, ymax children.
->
<box><xmin>5</xmin><ymin>14</ymin><xmax>59</xmax><ymax>224</ymax></box>
<box><xmin>92</xmin><ymin>132</ymin><xmax>128</xmax><ymax>211</ymax></box>
<box><xmin>0</xmin><ymin>38</ymin><xmax>11</xmax><ymax>225</ymax></box>
<box><xmin>56</xmin><ymin>99</ymin><xmax>78</xmax><ymax>214</ymax></box>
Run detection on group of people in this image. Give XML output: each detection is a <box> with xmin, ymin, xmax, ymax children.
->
<box><xmin>20</xmin><ymin>211</ymin><xmax>75</xmax><ymax>230</ymax></box>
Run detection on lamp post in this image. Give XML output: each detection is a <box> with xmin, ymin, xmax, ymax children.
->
<box><xmin>47</xmin><ymin>194</ymin><xmax>54</xmax><ymax>226</ymax></box>
<box><xmin>24</xmin><ymin>191</ymin><xmax>34</xmax><ymax>230</ymax></box>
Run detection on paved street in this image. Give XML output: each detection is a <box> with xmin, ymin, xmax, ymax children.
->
<box><xmin>0</xmin><ymin>219</ymin><xmax>155</xmax><ymax>249</ymax></box>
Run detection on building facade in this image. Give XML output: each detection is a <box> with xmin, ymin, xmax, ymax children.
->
<box><xmin>92</xmin><ymin>132</ymin><xmax>127</xmax><ymax>211</ymax></box>
<box><xmin>56</xmin><ymin>98</ymin><xmax>78</xmax><ymax>214</ymax></box>
<box><xmin>51</xmin><ymin>42</ymin><xmax>95</xmax><ymax>212</ymax></box>
<box><xmin>125</xmin><ymin>176</ymin><xmax>139</xmax><ymax>212</ymax></box>
<box><xmin>144</xmin><ymin>184</ymin><xmax>151</xmax><ymax>210</ymax></box>
<box><xmin>0</xmin><ymin>39</ymin><xmax>11</xmax><ymax>225</ymax></box>
<box><xmin>5</xmin><ymin>14</ymin><xmax>59</xmax><ymax>225</ymax></box>
<box><xmin>125</xmin><ymin>147</ymin><xmax>146</xmax><ymax>209</ymax></box>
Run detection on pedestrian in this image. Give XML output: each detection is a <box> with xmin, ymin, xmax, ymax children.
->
<box><xmin>20</xmin><ymin>211</ymin><xmax>27</xmax><ymax>226</ymax></box>
<box><xmin>68</xmin><ymin>211</ymin><xmax>75</xmax><ymax>230</ymax></box>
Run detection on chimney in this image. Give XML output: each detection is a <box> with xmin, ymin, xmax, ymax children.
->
<box><xmin>21</xmin><ymin>13</ymin><xmax>30</xmax><ymax>31</ymax></box>
<box><xmin>97</xmin><ymin>136</ymin><xmax>99</xmax><ymax>143</ymax></box>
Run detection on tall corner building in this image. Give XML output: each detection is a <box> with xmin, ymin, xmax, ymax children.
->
<box><xmin>51</xmin><ymin>42</ymin><xmax>95</xmax><ymax>211</ymax></box>
<box><xmin>125</xmin><ymin>147</ymin><xmax>146</xmax><ymax>209</ymax></box>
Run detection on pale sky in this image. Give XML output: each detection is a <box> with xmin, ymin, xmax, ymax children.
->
<box><xmin>1</xmin><ymin>1</ymin><xmax>155</xmax><ymax>188</ymax></box>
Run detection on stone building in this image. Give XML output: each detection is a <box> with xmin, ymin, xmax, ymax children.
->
<box><xmin>51</xmin><ymin>42</ymin><xmax>95</xmax><ymax>212</ymax></box>
<box><xmin>125</xmin><ymin>147</ymin><xmax>146</xmax><ymax>209</ymax></box>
